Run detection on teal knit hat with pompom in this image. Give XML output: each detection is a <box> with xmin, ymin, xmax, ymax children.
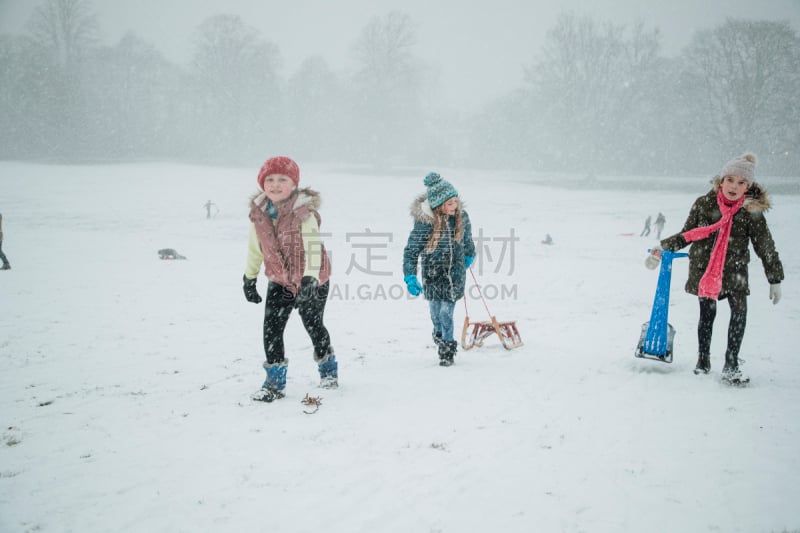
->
<box><xmin>424</xmin><ymin>172</ymin><xmax>458</xmax><ymax>209</ymax></box>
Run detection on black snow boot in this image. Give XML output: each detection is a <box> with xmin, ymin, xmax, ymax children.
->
<box><xmin>721</xmin><ymin>351</ymin><xmax>749</xmax><ymax>386</ymax></box>
<box><xmin>432</xmin><ymin>331</ymin><xmax>444</xmax><ymax>348</ymax></box>
<box><xmin>693</xmin><ymin>353</ymin><xmax>711</xmax><ymax>375</ymax></box>
<box><xmin>437</xmin><ymin>343</ymin><xmax>450</xmax><ymax>366</ymax></box>
<box><xmin>439</xmin><ymin>341</ymin><xmax>457</xmax><ymax>367</ymax></box>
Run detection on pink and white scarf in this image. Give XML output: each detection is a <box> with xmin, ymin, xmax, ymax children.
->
<box><xmin>681</xmin><ymin>188</ymin><xmax>745</xmax><ymax>300</ymax></box>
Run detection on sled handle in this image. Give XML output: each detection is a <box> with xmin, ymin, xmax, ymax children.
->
<box><xmin>647</xmin><ymin>249</ymin><xmax>688</xmax><ymax>259</ymax></box>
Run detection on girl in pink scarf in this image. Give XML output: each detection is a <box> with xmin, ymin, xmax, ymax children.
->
<box><xmin>646</xmin><ymin>153</ymin><xmax>784</xmax><ymax>385</ymax></box>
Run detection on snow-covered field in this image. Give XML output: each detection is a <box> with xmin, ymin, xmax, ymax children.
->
<box><xmin>1</xmin><ymin>161</ymin><xmax>798</xmax><ymax>533</ymax></box>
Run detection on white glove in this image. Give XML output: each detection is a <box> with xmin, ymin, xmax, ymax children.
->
<box><xmin>644</xmin><ymin>245</ymin><xmax>662</xmax><ymax>270</ymax></box>
<box><xmin>769</xmin><ymin>283</ymin><xmax>781</xmax><ymax>305</ymax></box>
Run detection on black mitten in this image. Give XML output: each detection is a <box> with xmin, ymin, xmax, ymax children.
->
<box><xmin>243</xmin><ymin>275</ymin><xmax>262</xmax><ymax>304</ymax></box>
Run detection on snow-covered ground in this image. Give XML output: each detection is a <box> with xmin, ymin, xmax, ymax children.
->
<box><xmin>1</xmin><ymin>162</ymin><xmax>798</xmax><ymax>533</ymax></box>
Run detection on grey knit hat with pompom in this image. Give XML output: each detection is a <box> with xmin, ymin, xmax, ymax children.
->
<box><xmin>720</xmin><ymin>152</ymin><xmax>756</xmax><ymax>184</ymax></box>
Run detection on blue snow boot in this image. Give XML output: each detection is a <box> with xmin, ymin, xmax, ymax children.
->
<box><xmin>252</xmin><ymin>360</ymin><xmax>287</xmax><ymax>402</ymax></box>
<box><xmin>317</xmin><ymin>352</ymin><xmax>338</xmax><ymax>389</ymax></box>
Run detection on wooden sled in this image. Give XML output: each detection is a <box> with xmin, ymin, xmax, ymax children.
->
<box><xmin>461</xmin><ymin>315</ymin><xmax>523</xmax><ymax>351</ymax></box>
<box><xmin>461</xmin><ymin>267</ymin><xmax>524</xmax><ymax>351</ymax></box>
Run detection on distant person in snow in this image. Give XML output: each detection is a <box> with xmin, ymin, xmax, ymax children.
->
<box><xmin>0</xmin><ymin>213</ymin><xmax>11</xmax><ymax>270</ymax></box>
<box><xmin>654</xmin><ymin>212</ymin><xmax>666</xmax><ymax>239</ymax></box>
<box><xmin>403</xmin><ymin>172</ymin><xmax>476</xmax><ymax>367</ymax></box>
<box><xmin>203</xmin><ymin>200</ymin><xmax>218</xmax><ymax>219</ymax></box>
<box><xmin>646</xmin><ymin>153</ymin><xmax>784</xmax><ymax>385</ymax></box>
<box><xmin>243</xmin><ymin>156</ymin><xmax>336</xmax><ymax>402</ymax></box>
<box><xmin>640</xmin><ymin>215</ymin><xmax>652</xmax><ymax>236</ymax></box>
<box><xmin>541</xmin><ymin>233</ymin><xmax>553</xmax><ymax>245</ymax></box>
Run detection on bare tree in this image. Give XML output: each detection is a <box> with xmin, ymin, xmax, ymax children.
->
<box><xmin>681</xmin><ymin>19</ymin><xmax>800</xmax><ymax>172</ymax></box>
<box><xmin>285</xmin><ymin>56</ymin><xmax>347</xmax><ymax>162</ymax></box>
<box><xmin>0</xmin><ymin>35</ymin><xmax>39</xmax><ymax>157</ymax></box>
<box><xmin>20</xmin><ymin>0</ymin><xmax>100</xmax><ymax>158</ymax></box>
<box><xmin>191</xmin><ymin>14</ymin><xmax>282</xmax><ymax>161</ymax></box>
<box><xmin>523</xmin><ymin>12</ymin><xmax>662</xmax><ymax>174</ymax></box>
<box><xmin>87</xmin><ymin>33</ymin><xmax>181</xmax><ymax>158</ymax></box>
<box><xmin>353</xmin><ymin>11</ymin><xmax>417</xmax><ymax>85</ymax></box>
<box><xmin>26</xmin><ymin>0</ymin><xmax>98</xmax><ymax>69</ymax></box>
<box><xmin>351</xmin><ymin>11</ymin><xmax>424</xmax><ymax>166</ymax></box>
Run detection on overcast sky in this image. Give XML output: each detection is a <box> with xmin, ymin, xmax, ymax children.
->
<box><xmin>1</xmin><ymin>0</ymin><xmax>799</xmax><ymax>108</ymax></box>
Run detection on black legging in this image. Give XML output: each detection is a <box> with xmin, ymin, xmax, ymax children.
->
<box><xmin>262</xmin><ymin>280</ymin><xmax>332</xmax><ymax>365</ymax></box>
<box><xmin>0</xmin><ymin>241</ymin><xmax>9</xmax><ymax>267</ymax></box>
<box><xmin>697</xmin><ymin>294</ymin><xmax>747</xmax><ymax>360</ymax></box>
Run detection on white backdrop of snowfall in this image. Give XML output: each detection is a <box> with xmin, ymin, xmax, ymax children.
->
<box><xmin>1</xmin><ymin>162</ymin><xmax>799</xmax><ymax>533</ymax></box>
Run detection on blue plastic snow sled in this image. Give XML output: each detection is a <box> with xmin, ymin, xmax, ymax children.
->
<box><xmin>635</xmin><ymin>250</ymin><xmax>688</xmax><ymax>363</ymax></box>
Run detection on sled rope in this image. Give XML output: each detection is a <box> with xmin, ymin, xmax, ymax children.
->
<box><xmin>464</xmin><ymin>267</ymin><xmax>493</xmax><ymax>318</ymax></box>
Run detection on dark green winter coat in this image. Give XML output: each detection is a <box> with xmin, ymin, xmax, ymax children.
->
<box><xmin>403</xmin><ymin>194</ymin><xmax>476</xmax><ymax>302</ymax></box>
<box><xmin>660</xmin><ymin>178</ymin><xmax>784</xmax><ymax>298</ymax></box>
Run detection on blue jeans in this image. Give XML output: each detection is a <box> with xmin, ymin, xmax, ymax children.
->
<box><xmin>428</xmin><ymin>300</ymin><xmax>456</xmax><ymax>342</ymax></box>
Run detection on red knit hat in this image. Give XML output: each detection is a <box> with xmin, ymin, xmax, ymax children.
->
<box><xmin>257</xmin><ymin>156</ymin><xmax>300</xmax><ymax>190</ymax></box>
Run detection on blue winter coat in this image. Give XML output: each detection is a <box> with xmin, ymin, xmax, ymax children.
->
<box><xmin>403</xmin><ymin>194</ymin><xmax>476</xmax><ymax>302</ymax></box>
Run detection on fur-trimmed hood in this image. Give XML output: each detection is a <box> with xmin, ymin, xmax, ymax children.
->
<box><xmin>409</xmin><ymin>193</ymin><xmax>435</xmax><ymax>224</ymax></box>
<box><xmin>250</xmin><ymin>187</ymin><xmax>321</xmax><ymax>213</ymax></box>
<box><xmin>710</xmin><ymin>176</ymin><xmax>772</xmax><ymax>213</ymax></box>
<box><xmin>409</xmin><ymin>193</ymin><xmax>467</xmax><ymax>223</ymax></box>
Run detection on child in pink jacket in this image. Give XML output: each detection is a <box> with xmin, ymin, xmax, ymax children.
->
<box><xmin>242</xmin><ymin>156</ymin><xmax>337</xmax><ymax>402</ymax></box>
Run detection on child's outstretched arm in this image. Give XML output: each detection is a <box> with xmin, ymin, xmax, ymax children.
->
<box><xmin>242</xmin><ymin>224</ymin><xmax>264</xmax><ymax>303</ymax></box>
<box><xmin>403</xmin><ymin>221</ymin><xmax>429</xmax><ymax>277</ymax></box>
<box><xmin>749</xmin><ymin>213</ymin><xmax>784</xmax><ymax>285</ymax></box>
<box><xmin>403</xmin><ymin>221</ymin><xmax>430</xmax><ymax>296</ymax></box>
<box><xmin>244</xmin><ymin>224</ymin><xmax>263</xmax><ymax>280</ymax></box>
<box><xmin>749</xmin><ymin>212</ymin><xmax>784</xmax><ymax>305</ymax></box>
<box><xmin>658</xmin><ymin>197</ymin><xmax>704</xmax><ymax>252</ymax></box>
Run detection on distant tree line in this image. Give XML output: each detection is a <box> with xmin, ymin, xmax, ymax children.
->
<box><xmin>1</xmin><ymin>0</ymin><xmax>798</xmax><ymax>176</ymax></box>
